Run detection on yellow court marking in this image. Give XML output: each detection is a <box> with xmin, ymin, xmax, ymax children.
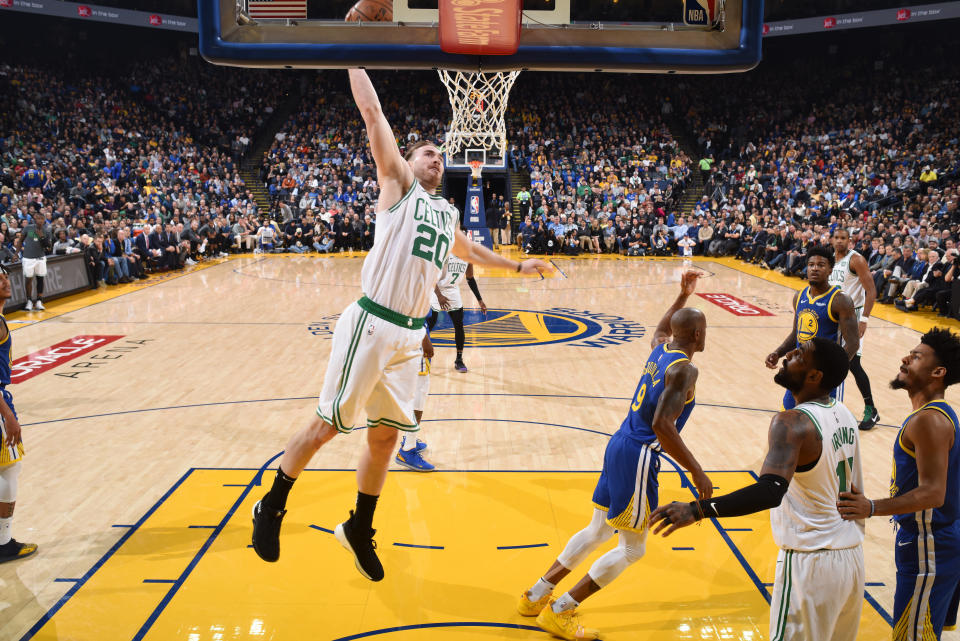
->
<box><xmin>29</xmin><ymin>469</ymin><xmax>889</xmax><ymax>641</ymax></box>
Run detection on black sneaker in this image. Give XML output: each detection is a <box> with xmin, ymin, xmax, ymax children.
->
<box><xmin>0</xmin><ymin>539</ymin><xmax>38</xmax><ymax>564</ymax></box>
<box><xmin>454</xmin><ymin>358</ymin><xmax>468</xmax><ymax>373</ymax></box>
<box><xmin>334</xmin><ymin>511</ymin><xmax>384</xmax><ymax>581</ymax></box>
<box><xmin>251</xmin><ymin>499</ymin><xmax>286</xmax><ymax>562</ymax></box>
<box><xmin>858</xmin><ymin>407</ymin><xmax>880</xmax><ymax>431</ymax></box>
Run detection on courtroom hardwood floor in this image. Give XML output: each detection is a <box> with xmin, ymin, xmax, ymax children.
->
<box><xmin>2</xmin><ymin>252</ymin><xmax>957</xmax><ymax>641</ymax></box>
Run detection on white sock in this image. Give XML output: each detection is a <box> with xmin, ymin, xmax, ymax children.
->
<box><xmin>553</xmin><ymin>593</ymin><xmax>579</xmax><ymax>613</ymax></box>
<box><xmin>0</xmin><ymin>515</ymin><xmax>12</xmax><ymax>546</ymax></box>
<box><xmin>401</xmin><ymin>436</ymin><xmax>417</xmax><ymax>452</ymax></box>
<box><xmin>528</xmin><ymin>577</ymin><xmax>555</xmax><ymax>601</ymax></box>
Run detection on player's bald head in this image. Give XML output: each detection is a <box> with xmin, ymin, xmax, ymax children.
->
<box><xmin>671</xmin><ymin>307</ymin><xmax>706</xmax><ymax>351</ymax></box>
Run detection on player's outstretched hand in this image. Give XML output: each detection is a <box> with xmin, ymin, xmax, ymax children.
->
<box><xmin>837</xmin><ymin>483</ymin><xmax>872</xmax><ymax>520</ymax></box>
<box><xmin>650</xmin><ymin>501</ymin><xmax>698</xmax><ymax>537</ymax></box>
<box><xmin>518</xmin><ymin>259</ymin><xmax>554</xmax><ymax>276</ymax></box>
<box><xmin>680</xmin><ymin>270</ymin><xmax>702</xmax><ymax>296</ymax></box>
<box><xmin>693</xmin><ymin>470</ymin><xmax>713</xmax><ymax>501</ymax></box>
<box><xmin>764</xmin><ymin>352</ymin><xmax>781</xmax><ymax>370</ymax></box>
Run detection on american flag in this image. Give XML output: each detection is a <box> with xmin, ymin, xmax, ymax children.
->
<box><xmin>248</xmin><ymin>0</ymin><xmax>307</xmax><ymax>19</ymax></box>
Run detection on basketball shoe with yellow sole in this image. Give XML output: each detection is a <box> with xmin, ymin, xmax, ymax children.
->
<box><xmin>517</xmin><ymin>590</ymin><xmax>552</xmax><ymax>616</ymax></box>
<box><xmin>535</xmin><ymin>599</ymin><xmax>600</xmax><ymax>640</ymax></box>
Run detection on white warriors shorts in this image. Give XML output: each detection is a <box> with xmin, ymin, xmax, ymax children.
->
<box><xmin>317</xmin><ymin>300</ymin><xmax>423</xmax><ymax>433</ymax></box>
<box><xmin>769</xmin><ymin>546</ymin><xmax>864</xmax><ymax>641</ymax></box>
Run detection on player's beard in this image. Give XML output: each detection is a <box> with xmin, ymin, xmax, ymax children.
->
<box><xmin>889</xmin><ymin>376</ymin><xmax>908</xmax><ymax>390</ymax></box>
<box><xmin>774</xmin><ymin>366</ymin><xmax>804</xmax><ymax>393</ymax></box>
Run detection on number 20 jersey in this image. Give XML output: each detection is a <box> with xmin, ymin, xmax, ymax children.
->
<box><xmin>361</xmin><ymin>181</ymin><xmax>459</xmax><ymax>319</ymax></box>
<box><xmin>619</xmin><ymin>343</ymin><xmax>696</xmax><ymax>445</ymax></box>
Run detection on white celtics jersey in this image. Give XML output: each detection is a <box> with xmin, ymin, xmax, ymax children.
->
<box><xmin>361</xmin><ymin>181</ymin><xmax>459</xmax><ymax>318</ymax></box>
<box><xmin>829</xmin><ymin>250</ymin><xmax>865</xmax><ymax>309</ymax></box>
<box><xmin>771</xmin><ymin>398</ymin><xmax>865</xmax><ymax>551</ymax></box>
<box><xmin>430</xmin><ymin>255</ymin><xmax>468</xmax><ymax>311</ymax></box>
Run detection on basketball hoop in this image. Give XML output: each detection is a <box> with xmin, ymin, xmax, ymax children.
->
<box><xmin>438</xmin><ymin>70</ymin><xmax>520</xmax><ymax>163</ymax></box>
<box><xmin>469</xmin><ymin>160</ymin><xmax>483</xmax><ymax>181</ymax></box>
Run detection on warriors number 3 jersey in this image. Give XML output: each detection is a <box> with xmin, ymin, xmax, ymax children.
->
<box><xmin>794</xmin><ymin>286</ymin><xmax>841</xmax><ymax>347</ymax></box>
<box><xmin>771</xmin><ymin>398</ymin><xmax>864</xmax><ymax>551</ymax></box>
<box><xmin>619</xmin><ymin>343</ymin><xmax>696</xmax><ymax>445</ymax></box>
<box><xmin>891</xmin><ymin>400</ymin><xmax>960</xmax><ymax>530</ymax></box>
<box><xmin>361</xmin><ymin>181</ymin><xmax>459</xmax><ymax>319</ymax></box>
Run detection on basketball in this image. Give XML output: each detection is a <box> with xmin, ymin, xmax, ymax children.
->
<box><xmin>346</xmin><ymin>0</ymin><xmax>393</xmax><ymax>22</ymax></box>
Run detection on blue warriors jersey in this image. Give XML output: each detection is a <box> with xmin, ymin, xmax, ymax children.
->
<box><xmin>0</xmin><ymin>314</ymin><xmax>22</xmax><ymax>465</ymax></box>
<box><xmin>619</xmin><ymin>343</ymin><xmax>696</xmax><ymax>444</ymax></box>
<box><xmin>891</xmin><ymin>400</ymin><xmax>960</xmax><ymax>529</ymax></box>
<box><xmin>794</xmin><ymin>285</ymin><xmax>841</xmax><ymax>347</ymax></box>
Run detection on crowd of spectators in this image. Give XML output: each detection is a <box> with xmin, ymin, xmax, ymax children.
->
<box><xmin>0</xmin><ymin>56</ymin><xmax>291</xmax><ymax>287</ymax></box>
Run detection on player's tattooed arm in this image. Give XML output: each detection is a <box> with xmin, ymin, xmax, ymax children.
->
<box><xmin>651</xmin><ymin>270</ymin><xmax>701</xmax><ymax>348</ymax></box>
<box><xmin>650</xmin><ymin>411</ymin><xmax>810</xmax><ymax>536</ymax></box>
<box><xmin>767</xmin><ymin>291</ymin><xmax>800</xmax><ymax>368</ymax></box>
<box><xmin>651</xmin><ymin>362</ymin><xmax>712</xmax><ymax>501</ymax></box>
<box><xmin>831</xmin><ymin>292</ymin><xmax>860</xmax><ymax>360</ymax></box>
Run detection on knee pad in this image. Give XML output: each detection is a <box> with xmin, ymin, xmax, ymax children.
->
<box><xmin>0</xmin><ymin>461</ymin><xmax>21</xmax><ymax>503</ymax></box>
<box><xmin>587</xmin><ymin>533</ymin><xmax>646</xmax><ymax>587</ymax></box>
<box><xmin>557</xmin><ymin>510</ymin><xmax>615</xmax><ymax>569</ymax></box>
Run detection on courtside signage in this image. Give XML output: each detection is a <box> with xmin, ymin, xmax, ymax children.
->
<box><xmin>697</xmin><ymin>293</ymin><xmax>774</xmax><ymax>317</ymax></box>
<box><xmin>11</xmin><ymin>335</ymin><xmax>124</xmax><ymax>382</ymax></box>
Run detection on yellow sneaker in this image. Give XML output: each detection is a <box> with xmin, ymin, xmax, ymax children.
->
<box><xmin>518</xmin><ymin>590</ymin><xmax>552</xmax><ymax>616</ymax></box>
<box><xmin>535</xmin><ymin>600</ymin><xmax>600</xmax><ymax>640</ymax></box>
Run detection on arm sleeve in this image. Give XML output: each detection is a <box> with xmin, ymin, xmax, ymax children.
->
<box><xmin>466</xmin><ymin>277</ymin><xmax>482</xmax><ymax>302</ymax></box>
<box><xmin>694</xmin><ymin>474</ymin><xmax>789</xmax><ymax>519</ymax></box>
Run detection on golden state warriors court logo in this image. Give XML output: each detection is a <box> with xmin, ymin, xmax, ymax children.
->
<box><xmin>431</xmin><ymin>308</ymin><xmax>646</xmax><ymax>348</ymax></box>
<box><xmin>796</xmin><ymin>309</ymin><xmax>819</xmax><ymax>342</ymax></box>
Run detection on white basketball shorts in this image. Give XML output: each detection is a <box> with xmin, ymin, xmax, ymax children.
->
<box><xmin>430</xmin><ymin>288</ymin><xmax>463</xmax><ymax>312</ymax></box>
<box><xmin>769</xmin><ymin>546</ymin><xmax>864</xmax><ymax>641</ymax></box>
<box><xmin>22</xmin><ymin>257</ymin><xmax>47</xmax><ymax>278</ymax></box>
<box><xmin>317</xmin><ymin>301</ymin><xmax>423</xmax><ymax>433</ymax></box>
<box><xmin>413</xmin><ymin>356</ymin><xmax>431</xmax><ymax>413</ymax></box>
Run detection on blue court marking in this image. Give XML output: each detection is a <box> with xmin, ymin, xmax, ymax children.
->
<box><xmin>722</xmin><ymin>528</ymin><xmax>753</xmax><ymax>532</ymax></box>
<box><xmin>187</xmin><ymin>525</ymin><xmax>217</xmax><ymax>529</ymax></box>
<box><xmin>393</xmin><ymin>542</ymin><xmax>444</xmax><ymax>550</ymax></box>
<box><xmin>549</xmin><ymin>259</ymin><xmax>568</xmax><ymax>279</ymax></box>
<box><xmin>111</xmin><ymin>524</ymin><xmax>135</xmax><ymax>528</ymax></box>
<box><xmin>222</xmin><ymin>484</ymin><xmax>248</xmax><ymax>487</ymax></box>
<box><xmin>309</xmin><ymin>524</ymin><xmax>334</xmax><ymax>534</ymax></box>
<box><xmin>497</xmin><ymin>543</ymin><xmax>548</xmax><ymax>550</ymax></box>
<box><xmin>129</xmin><ymin>450</ymin><xmax>284</xmax><ymax>641</ymax></box>
<box><xmin>52</xmin><ymin>578</ymin><xmax>81</xmax><ymax>583</ymax></box>
<box><xmin>18</xmin><ymin>393</ymin><xmax>901</xmax><ymax>430</ymax></box>
<box><xmin>142</xmin><ymin>579</ymin><xmax>178</xmax><ymax>584</ymax></box>
<box><xmin>18</xmin><ymin>467</ymin><xmax>196</xmax><ymax>641</ymax></box>
<box><xmin>331</xmin><ymin>621</ymin><xmax>541</xmax><ymax>640</ymax></box>
<box><xmin>866</xmin><ymin>582</ymin><xmax>886</xmax><ymax>587</ymax></box>
<box><xmin>672</xmin><ymin>547</ymin><xmax>695</xmax><ymax>551</ymax></box>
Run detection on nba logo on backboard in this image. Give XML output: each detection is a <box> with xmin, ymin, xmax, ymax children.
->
<box><xmin>77</xmin><ymin>5</ymin><xmax>92</xmax><ymax>16</ymax></box>
<box><xmin>896</xmin><ymin>8</ymin><xmax>911</xmax><ymax>21</ymax></box>
<box><xmin>823</xmin><ymin>16</ymin><xmax>836</xmax><ymax>28</ymax></box>
<box><xmin>682</xmin><ymin>0</ymin><xmax>716</xmax><ymax>27</ymax></box>
<box><xmin>470</xmin><ymin>195</ymin><xmax>479</xmax><ymax>215</ymax></box>
<box><xmin>0</xmin><ymin>0</ymin><xmax>13</xmax><ymax>8</ymax></box>
<box><xmin>149</xmin><ymin>14</ymin><xmax>163</xmax><ymax>25</ymax></box>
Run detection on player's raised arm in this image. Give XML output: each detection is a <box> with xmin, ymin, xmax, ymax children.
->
<box><xmin>348</xmin><ymin>69</ymin><xmax>413</xmax><ymax>204</ymax></box>
<box><xmin>451</xmin><ymin>228</ymin><xmax>552</xmax><ymax>275</ymax></box>
<box><xmin>651</xmin><ymin>271</ymin><xmax>700</xmax><ymax>349</ymax></box>
<box><xmin>766</xmin><ymin>290</ymin><xmax>800</xmax><ymax>369</ymax></box>
<box><xmin>650</xmin><ymin>362</ymin><xmax>711</xmax><ymax>501</ymax></box>
<box><xmin>831</xmin><ymin>292</ymin><xmax>860</xmax><ymax>360</ymax></box>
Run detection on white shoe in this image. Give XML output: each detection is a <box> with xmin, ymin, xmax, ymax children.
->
<box><xmin>254</xmin><ymin>248</ymin><xmax>262</xmax><ymax>255</ymax></box>
<box><xmin>34</xmin><ymin>300</ymin><xmax>45</xmax><ymax>311</ymax></box>
<box><xmin>185</xmin><ymin>258</ymin><xmax>197</xmax><ymax>266</ymax></box>
<box><xmin>219</xmin><ymin>252</ymin><xmax>228</xmax><ymax>258</ymax></box>
<box><xmin>24</xmin><ymin>300</ymin><xmax>33</xmax><ymax>311</ymax></box>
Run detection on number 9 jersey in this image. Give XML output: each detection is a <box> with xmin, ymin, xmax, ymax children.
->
<box><xmin>620</xmin><ymin>343</ymin><xmax>696</xmax><ymax>445</ymax></box>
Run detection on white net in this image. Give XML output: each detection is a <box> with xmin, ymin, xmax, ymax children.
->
<box><xmin>437</xmin><ymin>70</ymin><xmax>520</xmax><ymax>164</ymax></box>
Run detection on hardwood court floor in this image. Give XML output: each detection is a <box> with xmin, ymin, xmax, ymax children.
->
<box><xmin>2</xmin><ymin>251</ymin><xmax>959</xmax><ymax>641</ymax></box>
